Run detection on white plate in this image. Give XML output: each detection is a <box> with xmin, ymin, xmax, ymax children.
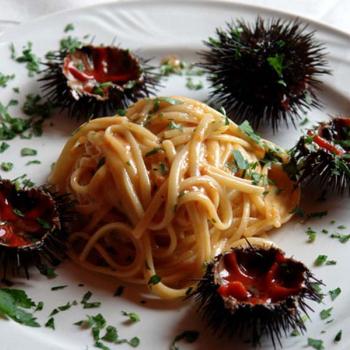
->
<box><xmin>1</xmin><ymin>1</ymin><xmax>350</xmax><ymax>349</ymax></box>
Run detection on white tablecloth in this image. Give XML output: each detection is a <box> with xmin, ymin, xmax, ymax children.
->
<box><xmin>0</xmin><ymin>0</ymin><xmax>349</xmax><ymax>34</ymax></box>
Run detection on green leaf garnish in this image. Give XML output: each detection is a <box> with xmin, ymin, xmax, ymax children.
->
<box><xmin>0</xmin><ymin>289</ymin><xmax>40</xmax><ymax>327</ymax></box>
<box><xmin>329</xmin><ymin>287</ymin><xmax>341</xmax><ymax>301</ymax></box>
<box><xmin>20</xmin><ymin>147</ymin><xmax>37</xmax><ymax>156</ymax></box>
<box><xmin>307</xmin><ymin>338</ymin><xmax>324</xmax><ymax>350</ymax></box>
<box><xmin>267</xmin><ymin>54</ymin><xmax>284</xmax><ymax>77</ymax></box>
<box><xmin>45</xmin><ymin>317</ymin><xmax>55</xmax><ymax>330</ymax></box>
<box><xmin>238</xmin><ymin>120</ymin><xmax>262</xmax><ymax>145</ymax></box>
<box><xmin>121</xmin><ymin>311</ymin><xmax>140</xmax><ymax>323</ymax></box>
<box><xmin>148</xmin><ymin>274</ymin><xmax>161</xmax><ymax>286</ymax></box>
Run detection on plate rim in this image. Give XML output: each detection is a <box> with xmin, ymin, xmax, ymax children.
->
<box><xmin>1</xmin><ymin>0</ymin><xmax>350</xmax><ymax>43</ymax></box>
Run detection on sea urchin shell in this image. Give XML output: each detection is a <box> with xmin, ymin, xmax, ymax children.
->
<box><xmin>0</xmin><ymin>180</ymin><xmax>73</xmax><ymax>279</ymax></box>
<box><xmin>40</xmin><ymin>45</ymin><xmax>160</xmax><ymax>119</ymax></box>
<box><xmin>288</xmin><ymin>116</ymin><xmax>350</xmax><ymax>194</ymax></box>
<box><xmin>199</xmin><ymin>17</ymin><xmax>330</xmax><ymax>130</ymax></box>
<box><xmin>190</xmin><ymin>238</ymin><xmax>321</xmax><ymax>347</ymax></box>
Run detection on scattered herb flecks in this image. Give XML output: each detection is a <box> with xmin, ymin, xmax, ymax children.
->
<box><xmin>10</xmin><ymin>42</ymin><xmax>40</xmax><ymax>77</ymax></box>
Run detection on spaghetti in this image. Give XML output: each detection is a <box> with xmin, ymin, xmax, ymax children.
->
<box><xmin>49</xmin><ymin>96</ymin><xmax>299</xmax><ymax>299</ymax></box>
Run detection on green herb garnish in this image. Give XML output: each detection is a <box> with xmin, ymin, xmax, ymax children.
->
<box><xmin>238</xmin><ymin>120</ymin><xmax>262</xmax><ymax>145</ymax></box>
<box><xmin>0</xmin><ymin>73</ymin><xmax>15</xmax><ymax>88</ymax></box>
<box><xmin>26</xmin><ymin>160</ymin><xmax>41</xmax><ymax>166</ymax></box>
<box><xmin>232</xmin><ymin>149</ymin><xmax>248</xmax><ymax>170</ymax></box>
<box><xmin>10</xmin><ymin>42</ymin><xmax>40</xmax><ymax>76</ymax></box>
<box><xmin>0</xmin><ymin>162</ymin><xmax>13</xmax><ymax>171</ymax></box>
<box><xmin>267</xmin><ymin>54</ymin><xmax>284</xmax><ymax>77</ymax></box>
<box><xmin>306</xmin><ymin>227</ymin><xmax>317</xmax><ymax>243</ymax></box>
<box><xmin>320</xmin><ymin>307</ymin><xmax>332</xmax><ymax>320</ymax></box>
<box><xmin>45</xmin><ymin>317</ymin><xmax>55</xmax><ymax>330</ymax></box>
<box><xmin>334</xmin><ymin>330</ymin><xmax>342</xmax><ymax>343</ymax></box>
<box><xmin>51</xmin><ymin>285</ymin><xmax>67</xmax><ymax>291</ymax></box>
<box><xmin>122</xmin><ymin>311</ymin><xmax>140</xmax><ymax>323</ymax></box>
<box><xmin>60</xmin><ymin>36</ymin><xmax>82</xmax><ymax>53</ymax></box>
<box><xmin>64</xmin><ymin>23</ymin><xmax>75</xmax><ymax>32</ymax></box>
<box><xmin>0</xmin><ymin>142</ymin><xmax>9</xmax><ymax>153</ymax></box>
<box><xmin>185</xmin><ymin>77</ymin><xmax>203</xmax><ymax>90</ymax></box>
<box><xmin>307</xmin><ymin>338</ymin><xmax>324</xmax><ymax>350</ymax></box>
<box><xmin>314</xmin><ymin>255</ymin><xmax>328</xmax><ymax>266</ymax></box>
<box><xmin>329</xmin><ymin>287</ymin><xmax>341</xmax><ymax>301</ymax></box>
<box><xmin>148</xmin><ymin>274</ymin><xmax>161</xmax><ymax>286</ymax></box>
<box><xmin>20</xmin><ymin>148</ymin><xmax>37</xmax><ymax>156</ymax></box>
<box><xmin>0</xmin><ymin>288</ymin><xmax>39</xmax><ymax>327</ymax></box>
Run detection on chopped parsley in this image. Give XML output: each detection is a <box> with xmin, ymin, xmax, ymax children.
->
<box><xmin>10</xmin><ymin>42</ymin><xmax>40</xmax><ymax>76</ymax></box>
<box><xmin>307</xmin><ymin>211</ymin><xmax>328</xmax><ymax>219</ymax></box>
<box><xmin>0</xmin><ymin>288</ymin><xmax>40</xmax><ymax>327</ymax></box>
<box><xmin>329</xmin><ymin>287</ymin><xmax>341</xmax><ymax>301</ymax></box>
<box><xmin>64</xmin><ymin>23</ymin><xmax>75</xmax><ymax>32</ymax></box>
<box><xmin>334</xmin><ymin>330</ymin><xmax>342</xmax><ymax>343</ymax></box>
<box><xmin>0</xmin><ymin>73</ymin><xmax>15</xmax><ymax>88</ymax></box>
<box><xmin>320</xmin><ymin>307</ymin><xmax>333</xmax><ymax>320</ymax></box>
<box><xmin>38</xmin><ymin>265</ymin><xmax>57</xmax><ymax>279</ymax></box>
<box><xmin>307</xmin><ymin>338</ymin><xmax>324</xmax><ymax>350</ymax></box>
<box><xmin>168</xmin><ymin>121</ymin><xmax>183</xmax><ymax>130</ymax></box>
<box><xmin>34</xmin><ymin>301</ymin><xmax>44</xmax><ymax>312</ymax></box>
<box><xmin>299</xmin><ymin>117</ymin><xmax>310</xmax><ymax>126</ymax></box>
<box><xmin>330</xmin><ymin>233</ymin><xmax>350</xmax><ymax>243</ymax></box>
<box><xmin>267</xmin><ymin>54</ymin><xmax>284</xmax><ymax>77</ymax></box>
<box><xmin>314</xmin><ymin>255</ymin><xmax>327</xmax><ymax>266</ymax></box>
<box><xmin>170</xmin><ymin>330</ymin><xmax>200</xmax><ymax>350</ymax></box>
<box><xmin>75</xmin><ymin>314</ymin><xmax>140</xmax><ymax>348</ymax></box>
<box><xmin>23</xmin><ymin>93</ymin><xmax>53</xmax><ymax>120</ymax></box>
<box><xmin>81</xmin><ymin>291</ymin><xmax>101</xmax><ymax>309</ymax></box>
<box><xmin>238</xmin><ymin>120</ymin><xmax>262</xmax><ymax>145</ymax></box>
<box><xmin>148</xmin><ymin>274</ymin><xmax>161</xmax><ymax>287</ymax></box>
<box><xmin>51</xmin><ymin>285</ymin><xmax>67</xmax><ymax>291</ymax></box>
<box><xmin>306</xmin><ymin>227</ymin><xmax>317</xmax><ymax>243</ymax></box>
<box><xmin>21</xmin><ymin>147</ymin><xmax>37</xmax><ymax>156</ymax></box>
<box><xmin>101</xmin><ymin>325</ymin><xmax>118</xmax><ymax>342</ymax></box>
<box><xmin>59</xmin><ymin>36</ymin><xmax>82</xmax><ymax>53</ymax></box>
<box><xmin>0</xmin><ymin>141</ymin><xmax>9</xmax><ymax>153</ymax></box>
<box><xmin>26</xmin><ymin>160</ymin><xmax>41</xmax><ymax>166</ymax></box>
<box><xmin>185</xmin><ymin>77</ymin><xmax>203</xmax><ymax>90</ymax></box>
<box><xmin>0</xmin><ymin>162</ymin><xmax>13</xmax><ymax>171</ymax></box>
<box><xmin>45</xmin><ymin>317</ymin><xmax>55</xmax><ymax>330</ymax></box>
<box><xmin>232</xmin><ymin>149</ymin><xmax>248</xmax><ymax>170</ymax></box>
<box><xmin>337</xmin><ymin>225</ymin><xmax>346</xmax><ymax>230</ymax></box>
<box><xmin>0</xmin><ymin>100</ymin><xmax>45</xmax><ymax>141</ymax></box>
<box><xmin>121</xmin><ymin>311</ymin><xmax>140</xmax><ymax>323</ymax></box>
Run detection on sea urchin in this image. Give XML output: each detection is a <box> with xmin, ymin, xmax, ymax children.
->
<box><xmin>199</xmin><ymin>17</ymin><xmax>330</xmax><ymax>130</ymax></box>
<box><xmin>40</xmin><ymin>45</ymin><xmax>160</xmax><ymax>119</ymax></box>
<box><xmin>190</xmin><ymin>238</ymin><xmax>321</xmax><ymax>347</ymax></box>
<box><xmin>288</xmin><ymin>117</ymin><xmax>350</xmax><ymax>194</ymax></box>
<box><xmin>0</xmin><ymin>180</ymin><xmax>73</xmax><ymax>280</ymax></box>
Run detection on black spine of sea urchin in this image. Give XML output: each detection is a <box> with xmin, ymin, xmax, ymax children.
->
<box><xmin>199</xmin><ymin>17</ymin><xmax>330</xmax><ymax>131</ymax></box>
<box><xmin>190</xmin><ymin>248</ymin><xmax>322</xmax><ymax>347</ymax></box>
<box><xmin>39</xmin><ymin>47</ymin><xmax>160</xmax><ymax>119</ymax></box>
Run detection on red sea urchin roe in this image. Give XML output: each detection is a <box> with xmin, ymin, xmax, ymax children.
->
<box><xmin>63</xmin><ymin>47</ymin><xmax>140</xmax><ymax>90</ymax></box>
<box><xmin>307</xmin><ymin>130</ymin><xmax>344</xmax><ymax>156</ymax></box>
<box><xmin>0</xmin><ymin>191</ymin><xmax>49</xmax><ymax>248</ymax></box>
<box><xmin>218</xmin><ymin>250</ymin><xmax>305</xmax><ymax>304</ymax></box>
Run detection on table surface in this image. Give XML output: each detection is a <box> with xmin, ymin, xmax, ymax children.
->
<box><xmin>0</xmin><ymin>0</ymin><xmax>350</xmax><ymax>35</ymax></box>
